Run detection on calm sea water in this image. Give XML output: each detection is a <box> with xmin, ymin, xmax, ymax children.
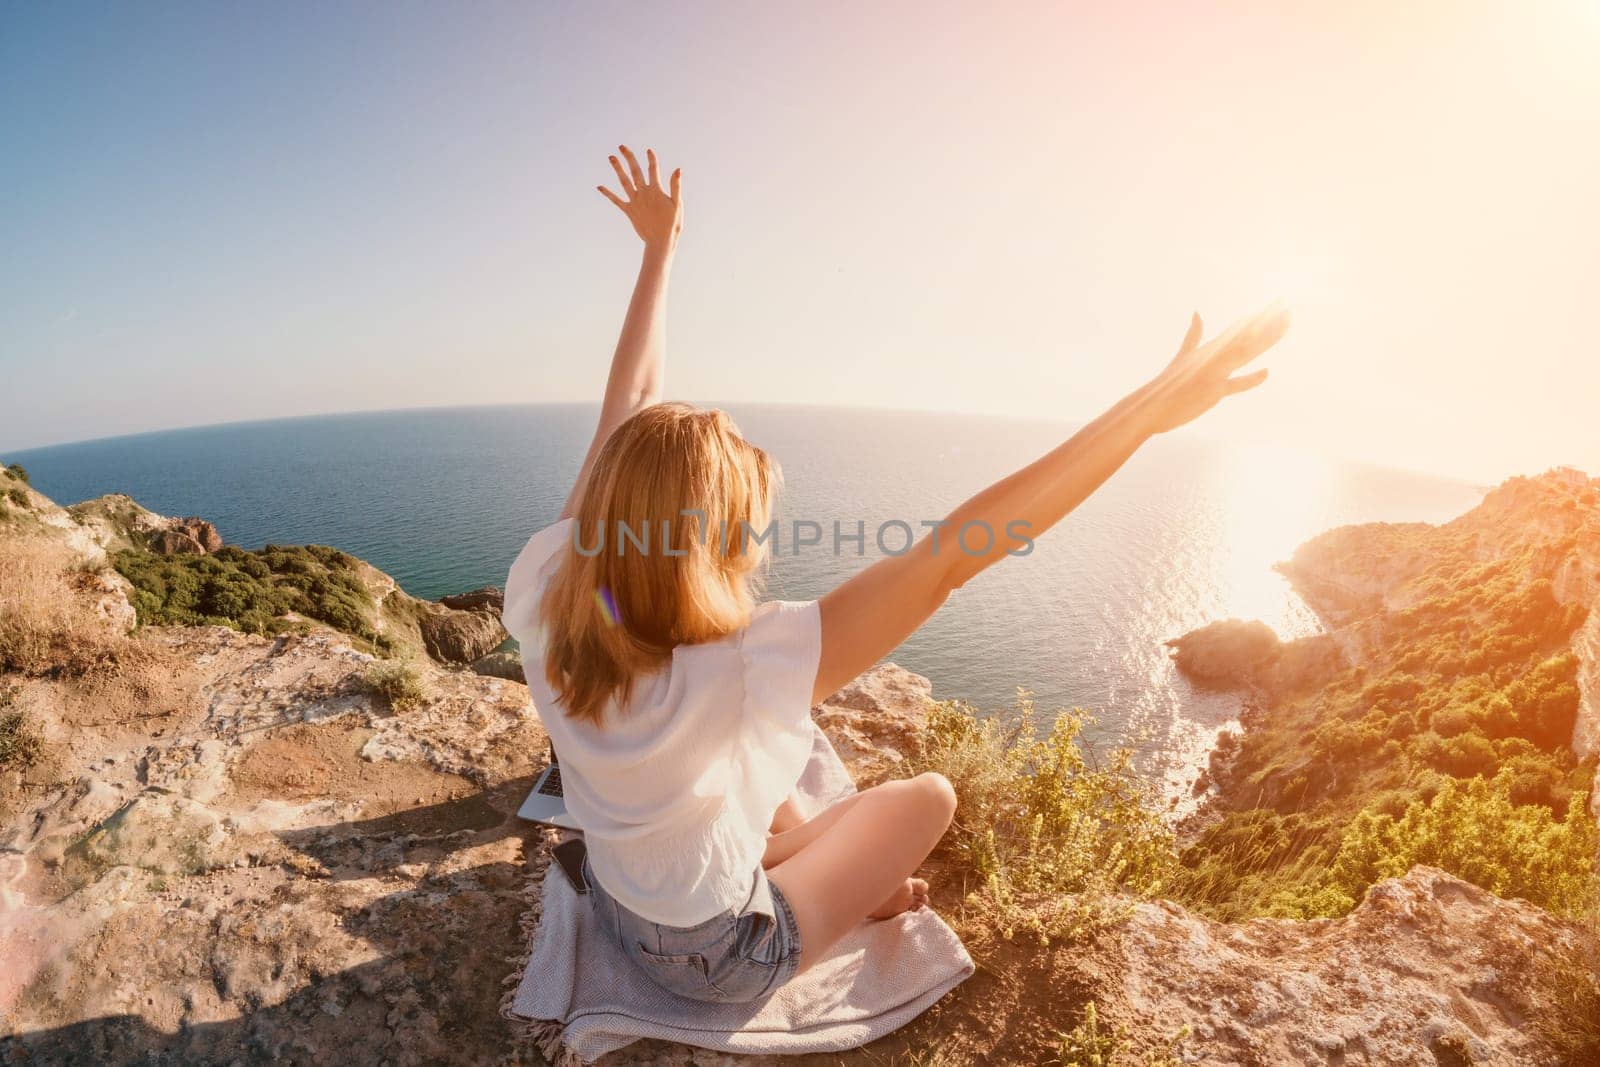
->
<box><xmin>6</xmin><ymin>405</ymin><xmax>1481</xmax><ymax>792</ymax></box>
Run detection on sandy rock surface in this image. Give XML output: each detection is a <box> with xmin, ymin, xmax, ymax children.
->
<box><xmin>1120</xmin><ymin>866</ymin><xmax>1589</xmax><ymax>1066</ymax></box>
<box><xmin>0</xmin><ymin>621</ymin><xmax>549</xmax><ymax>1066</ymax></box>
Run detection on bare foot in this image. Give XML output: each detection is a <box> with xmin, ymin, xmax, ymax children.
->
<box><xmin>868</xmin><ymin>877</ymin><xmax>930</xmax><ymax>920</ymax></box>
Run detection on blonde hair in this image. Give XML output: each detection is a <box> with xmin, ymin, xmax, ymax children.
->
<box><xmin>540</xmin><ymin>403</ymin><xmax>778</xmax><ymax>723</ymax></box>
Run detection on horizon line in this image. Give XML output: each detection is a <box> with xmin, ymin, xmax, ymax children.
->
<box><xmin>1</xmin><ymin>398</ymin><xmax>1504</xmax><ymax>492</ymax></box>
<box><xmin>2</xmin><ymin>397</ymin><xmax>1094</xmax><ymax>458</ymax></box>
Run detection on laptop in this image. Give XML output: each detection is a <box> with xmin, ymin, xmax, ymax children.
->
<box><xmin>517</xmin><ymin>743</ymin><xmax>581</xmax><ymax>829</ymax></box>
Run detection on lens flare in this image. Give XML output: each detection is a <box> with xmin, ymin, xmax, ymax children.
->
<box><xmin>593</xmin><ymin>586</ymin><xmax>621</xmax><ymax>626</ymax></box>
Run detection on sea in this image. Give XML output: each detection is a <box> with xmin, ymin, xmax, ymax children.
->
<box><xmin>5</xmin><ymin>405</ymin><xmax>1483</xmax><ymax>797</ymax></box>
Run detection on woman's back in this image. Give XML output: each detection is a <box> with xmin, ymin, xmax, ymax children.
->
<box><xmin>503</xmin><ymin>517</ymin><xmax>821</xmax><ymax>927</ymax></box>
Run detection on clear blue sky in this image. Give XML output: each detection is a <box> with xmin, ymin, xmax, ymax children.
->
<box><xmin>4</xmin><ymin>1</ymin><xmax>1598</xmax><ymax>481</ymax></box>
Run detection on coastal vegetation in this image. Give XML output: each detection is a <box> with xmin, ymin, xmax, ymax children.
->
<box><xmin>750</xmin><ymin>476</ymin><xmax>1600</xmax><ymax>994</ymax></box>
<box><xmin>1</xmin><ymin>463</ymin><xmax>31</xmax><ymax>509</ymax></box>
<box><xmin>112</xmin><ymin>543</ymin><xmax>397</xmax><ymax>654</ymax></box>
<box><xmin>910</xmin><ymin>696</ymin><xmax>1175</xmax><ymax>949</ymax></box>
<box><xmin>1174</xmin><ymin>536</ymin><xmax>1599</xmax><ymax>921</ymax></box>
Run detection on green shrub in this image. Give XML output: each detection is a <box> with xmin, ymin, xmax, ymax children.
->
<box><xmin>113</xmin><ymin>543</ymin><xmax>393</xmax><ymax>652</ymax></box>
<box><xmin>5</xmin><ymin>463</ymin><xmax>29</xmax><ymax>484</ymax></box>
<box><xmin>363</xmin><ymin>659</ymin><xmax>429</xmax><ymax>713</ymax></box>
<box><xmin>1326</xmin><ymin>773</ymin><xmax>1597</xmax><ymax>918</ymax></box>
<box><xmin>911</xmin><ymin>697</ymin><xmax>1174</xmax><ymax>946</ymax></box>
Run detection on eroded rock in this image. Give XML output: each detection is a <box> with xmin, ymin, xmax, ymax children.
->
<box><xmin>471</xmin><ymin>649</ymin><xmax>526</xmax><ymax>683</ymax></box>
<box><xmin>438</xmin><ymin>586</ymin><xmax>505</xmax><ymax>613</ymax></box>
<box><xmin>813</xmin><ymin>663</ymin><xmax>934</xmax><ymax>787</ymax></box>
<box><xmin>418</xmin><ymin>608</ymin><xmax>509</xmax><ymax>665</ymax></box>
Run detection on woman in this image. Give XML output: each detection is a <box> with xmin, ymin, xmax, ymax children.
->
<box><xmin>503</xmin><ymin>146</ymin><xmax>1289</xmax><ymax>1004</ymax></box>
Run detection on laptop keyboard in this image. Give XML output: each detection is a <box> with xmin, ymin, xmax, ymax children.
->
<box><xmin>537</xmin><ymin>766</ymin><xmax>563</xmax><ymax>796</ymax></box>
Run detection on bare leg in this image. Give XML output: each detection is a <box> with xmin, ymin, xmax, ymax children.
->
<box><xmin>767</xmin><ymin>772</ymin><xmax>956</xmax><ymax>974</ymax></box>
<box><xmin>762</xmin><ymin>791</ymin><xmax>867</xmax><ymax>868</ymax></box>
<box><xmin>767</xmin><ymin>792</ymin><xmax>807</xmax><ymax>836</ymax></box>
<box><xmin>765</xmin><ymin>792</ymin><xmax>924</xmax><ymax>916</ymax></box>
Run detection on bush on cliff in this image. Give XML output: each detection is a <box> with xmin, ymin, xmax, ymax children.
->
<box><xmin>1324</xmin><ymin>772</ymin><xmax>1598</xmax><ymax>918</ymax></box>
<box><xmin>114</xmin><ymin>544</ymin><xmax>394</xmax><ymax>653</ymax></box>
<box><xmin>362</xmin><ymin>658</ymin><xmax>430</xmax><ymax>712</ymax></box>
<box><xmin>911</xmin><ymin>697</ymin><xmax>1175</xmax><ymax>948</ymax></box>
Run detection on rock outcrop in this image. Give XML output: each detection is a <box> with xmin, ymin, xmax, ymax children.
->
<box><xmin>0</xmin><ymin>619</ymin><xmax>550</xmax><ymax>1065</ymax></box>
<box><xmin>811</xmin><ymin>663</ymin><xmax>933</xmax><ymax>786</ymax></box>
<box><xmin>1164</xmin><ymin>618</ymin><xmax>1281</xmax><ymax>688</ymax></box>
<box><xmin>418</xmin><ymin>607</ymin><xmax>507</xmax><ymax>665</ymax></box>
<box><xmin>438</xmin><ymin>587</ymin><xmax>505</xmax><ymax>613</ymax></box>
<box><xmin>430</xmin><ymin>587</ymin><xmax>513</xmax><ymax>663</ymax></box>
<box><xmin>141</xmin><ymin>516</ymin><xmax>224</xmax><ymax>555</ymax></box>
<box><xmin>472</xmin><ymin>649</ymin><xmax>527</xmax><ymax>683</ymax></box>
<box><xmin>62</xmin><ymin>494</ymin><xmax>224</xmax><ymax>556</ymax></box>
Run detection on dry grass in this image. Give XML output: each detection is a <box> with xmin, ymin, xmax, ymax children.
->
<box><xmin>1539</xmin><ymin>929</ymin><xmax>1600</xmax><ymax>1063</ymax></box>
<box><xmin>0</xmin><ymin>692</ymin><xmax>42</xmax><ymax>769</ymax></box>
<box><xmin>0</xmin><ymin>535</ymin><xmax>127</xmax><ymax>675</ymax></box>
<box><xmin>362</xmin><ymin>658</ymin><xmax>431</xmax><ymax>713</ymax></box>
<box><xmin>1055</xmin><ymin>1001</ymin><xmax>1190</xmax><ymax>1067</ymax></box>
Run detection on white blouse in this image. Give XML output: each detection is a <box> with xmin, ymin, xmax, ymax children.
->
<box><xmin>502</xmin><ymin>519</ymin><xmax>822</xmax><ymax>927</ymax></box>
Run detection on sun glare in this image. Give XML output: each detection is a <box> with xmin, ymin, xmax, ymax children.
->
<box><xmin>1216</xmin><ymin>444</ymin><xmax>1335</xmax><ymax>638</ymax></box>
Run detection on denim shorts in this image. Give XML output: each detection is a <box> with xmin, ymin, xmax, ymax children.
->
<box><xmin>584</xmin><ymin>857</ymin><xmax>803</xmax><ymax>1003</ymax></box>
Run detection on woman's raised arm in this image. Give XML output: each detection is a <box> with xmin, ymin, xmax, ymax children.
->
<box><xmin>811</xmin><ymin>305</ymin><xmax>1291</xmax><ymax>704</ymax></box>
<box><xmin>560</xmin><ymin>145</ymin><xmax>685</xmax><ymax>519</ymax></box>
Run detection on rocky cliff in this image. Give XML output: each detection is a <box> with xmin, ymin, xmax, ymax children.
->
<box><xmin>1278</xmin><ymin>467</ymin><xmax>1600</xmax><ymax>766</ymax></box>
<box><xmin>3</xmin><ymin>469</ymin><xmax>1596</xmax><ymax>1065</ymax></box>
<box><xmin>1163</xmin><ymin>468</ymin><xmax>1599</xmax><ymax>942</ymax></box>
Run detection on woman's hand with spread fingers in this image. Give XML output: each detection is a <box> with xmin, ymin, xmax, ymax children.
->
<box><xmin>598</xmin><ymin>145</ymin><xmax>683</xmax><ymax>254</ymax></box>
<box><xmin>1133</xmin><ymin>304</ymin><xmax>1291</xmax><ymax>435</ymax></box>
<box><xmin>560</xmin><ymin>145</ymin><xmax>685</xmax><ymax>519</ymax></box>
